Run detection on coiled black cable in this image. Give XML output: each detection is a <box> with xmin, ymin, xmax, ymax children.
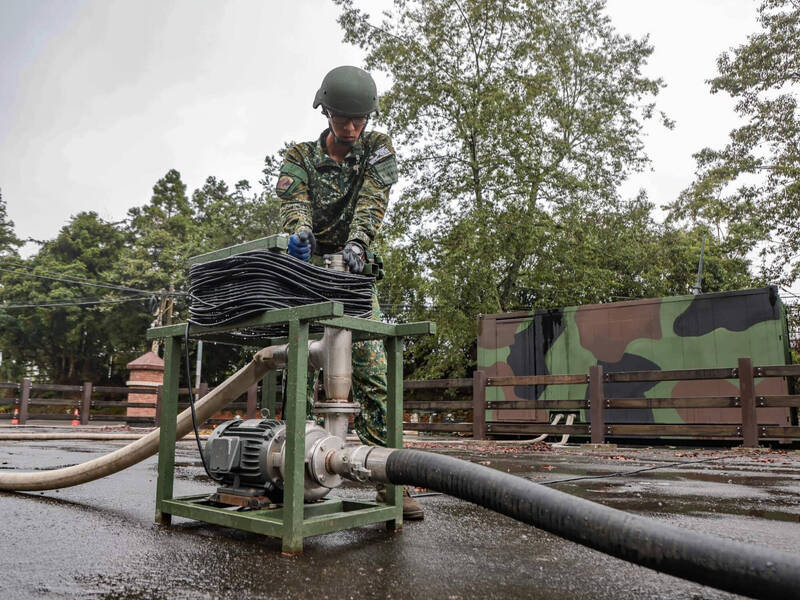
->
<box><xmin>188</xmin><ymin>250</ymin><xmax>374</xmax><ymax>337</ymax></box>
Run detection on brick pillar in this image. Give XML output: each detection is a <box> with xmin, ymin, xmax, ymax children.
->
<box><xmin>126</xmin><ymin>351</ymin><xmax>165</xmax><ymax>420</ymax></box>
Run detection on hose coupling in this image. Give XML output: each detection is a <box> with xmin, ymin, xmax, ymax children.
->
<box><xmin>328</xmin><ymin>445</ymin><xmax>394</xmax><ymax>484</ymax></box>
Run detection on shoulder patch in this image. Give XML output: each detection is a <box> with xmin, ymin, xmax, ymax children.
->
<box><xmin>369</xmin><ymin>146</ymin><xmax>393</xmax><ymax>165</ymax></box>
<box><xmin>276</xmin><ymin>176</ymin><xmax>294</xmax><ymax>194</ymax></box>
<box><xmin>370</xmin><ymin>154</ymin><xmax>398</xmax><ymax>186</ymax></box>
<box><xmin>279</xmin><ymin>161</ymin><xmax>308</xmax><ymax>184</ymax></box>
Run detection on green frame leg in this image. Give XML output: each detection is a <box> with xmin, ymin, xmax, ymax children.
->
<box><xmin>147</xmin><ymin>300</ymin><xmax>434</xmax><ymax>551</ymax></box>
<box><xmin>385</xmin><ymin>336</ymin><xmax>404</xmax><ymax>530</ymax></box>
<box><xmin>282</xmin><ymin>319</ymin><xmax>309</xmax><ymax>553</ymax></box>
<box><xmin>155</xmin><ymin>335</ymin><xmax>181</xmax><ymax>525</ymax></box>
<box><xmin>261</xmin><ymin>370</ymin><xmax>278</xmax><ymax>418</ymax></box>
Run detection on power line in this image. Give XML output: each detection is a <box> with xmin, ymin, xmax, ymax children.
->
<box><xmin>1</xmin><ymin>259</ymin><xmax>116</xmax><ymax>284</ymax></box>
<box><xmin>0</xmin><ymin>263</ymin><xmax>186</xmax><ymax>296</ymax></box>
<box><xmin>0</xmin><ymin>266</ymin><xmax>158</xmax><ymax>294</ymax></box>
<box><xmin>779</xmin><ymin>286</ymin><xmax>800</xmax><ymax>300</ymax></box>
<box><xmin>4</xmin><ymin>292</ymin><xmax>144</xmax><ymax>304</ymax></box>
<box><xmin>0</xmin><ymin>295</ymin><xmax>153</xmax><ymax>310</ymax></box>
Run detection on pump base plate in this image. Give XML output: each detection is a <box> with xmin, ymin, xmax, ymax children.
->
<box><xmin>160</xmin><ymin>494</ymin><xmax>402</xmax><ymax>540</ymax></box>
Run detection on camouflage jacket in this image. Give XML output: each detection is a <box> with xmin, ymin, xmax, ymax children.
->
<box><xmin>276</xmin><ymin>129</ymin><xmax>398</xmax><ymax>255</ymax></box>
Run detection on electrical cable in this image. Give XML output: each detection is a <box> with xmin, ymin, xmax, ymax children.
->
<box><xmin>184</xmin><ymin>326</ymin><xmax>222</xmax><ymax>482</ymax></box>
<box><xmin>779</xmin><ymin>286</ymin><xmax>800</xmax><ymax>299</ymax></box>
<box><xmin>0</xmin><ymin>295</ymin><xmax>153</xmax><ymax>310</ymax></box>
<box><xmin>0</xmin><ymin>265</ymin><xmax>167</xmax><ymax>295</ymax></box>
<box><xmin>188</xmin><ymin>250</ymin><xmax>375</xmax><ymax>337</ymax></box>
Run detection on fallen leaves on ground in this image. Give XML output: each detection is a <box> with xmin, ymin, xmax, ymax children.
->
<box><xmin>404</xmin><ymin>440</ymin><xmax>553</xmax><ymax>454</ymax></box>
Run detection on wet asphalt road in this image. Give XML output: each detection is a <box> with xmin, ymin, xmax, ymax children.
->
<box><xmin>1</xmin><ymin>431</ymin><xmax>799</xmax><ymax>600</ymax></box>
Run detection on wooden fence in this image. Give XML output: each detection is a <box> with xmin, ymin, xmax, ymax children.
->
<box><xmin>1</xmin><ymin>358</ymin><xmax>798</xmax><ymax>447</ymax></box>
<box><xmin>404</xmin><ymin>358</ymin><xmax>800</xmax><ymax>447</ymax></box>
<box><xmin>0</xmin><ymin>381</ymin><xmax>266</xmax><ymax>427</ymax></box>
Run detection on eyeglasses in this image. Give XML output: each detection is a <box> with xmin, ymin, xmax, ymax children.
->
<box><xmin>329</xmin><ymin>114</ymin><xmax>368</xmax><ymax>127</ymax></box>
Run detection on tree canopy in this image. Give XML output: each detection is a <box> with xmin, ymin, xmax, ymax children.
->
<box><xmin>0</xmin><ymin>169</ymin><xmax>282</xmax><ymax>384</ymax></box>
<box><xmin>669</xmin><ymin>0</ymin><xmax>800</xmax><ymax>284</ymax></box>
<box><xmin>0</xmin><ymin>0</ymin><xmax>786</xmax><ymax>384</ymax></box>
<box><xmin>336</xmin><ymin>0</ymin><xmax>753</xmax><ymax>378</ymax></box>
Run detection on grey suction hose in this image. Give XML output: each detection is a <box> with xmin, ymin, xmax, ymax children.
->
<box><xmin>0</xmin><ymin>345</ymin><xmax>285</xmax><ymax>492</ymax></box>
<box><xmin>383</xmin><ymin>449</ymin><xmax>800</xmax><ymax>600</ymax></box>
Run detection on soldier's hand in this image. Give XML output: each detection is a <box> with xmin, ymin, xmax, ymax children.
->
<box><xmin>342</xmin><ymin>240</ymin><xmax>366</xmax><ymax>274</ymax></box>
<box><xmin>288</xmin><ymin>229</ymin><xmax>316</xmax><ymax>261</ymax></box>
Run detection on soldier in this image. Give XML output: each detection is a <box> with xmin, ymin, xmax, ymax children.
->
<box><xmin>275</xmin><ymin>65</ymin><xmax>424</xmax><ymax>520</ymax></box>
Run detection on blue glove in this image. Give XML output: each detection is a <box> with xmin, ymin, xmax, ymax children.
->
<box><xmin>288</xmin><ymin>230</ymin><xmax>315</xmax><ymax>261</ymax></box>
<box><xmin>341</xmin><ymin>240</ymin><xmax>366</xmax><ymax>274</ymax></box>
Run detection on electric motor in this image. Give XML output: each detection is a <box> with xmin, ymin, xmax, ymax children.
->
<box><xmin>204</xmin><ymin>418</ymin><xmax>344</xmax><ymax>502</ymax></box>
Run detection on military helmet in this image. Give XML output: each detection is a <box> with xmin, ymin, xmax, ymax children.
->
<box><xmin>313</xmin><ymin>66</ymin><xmax>378</xmax><ymax>116</ymax></box>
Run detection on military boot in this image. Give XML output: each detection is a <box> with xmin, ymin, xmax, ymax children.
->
<box><xmin>375</xmin><ymin>484</ymin><xmax>425</xmax><ymax>520</ymax></box>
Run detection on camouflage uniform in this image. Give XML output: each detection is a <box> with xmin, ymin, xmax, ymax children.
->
<box><xmin>276</xmin><ymin>128</ymin><xmax>398</xmax><ymax>447</ymax></box>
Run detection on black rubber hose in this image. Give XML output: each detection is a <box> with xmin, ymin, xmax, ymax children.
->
<box><xmin>385</xmin><ymin>449</ymin><xmax>800</xmax><ymax>600</ymax></box>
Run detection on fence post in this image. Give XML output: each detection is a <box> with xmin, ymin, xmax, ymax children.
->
<box><xmin>738</xmin><ymin>357</ymin><xmax>758</xmax><ymax>447</ymax></box>
<box><xmin>81</xmin><ymin>381</ymin><xmax>92</xmax><ymax>425</ymax></box>
<box><xmin>247</xmin><ymin>384</ymin><xmax>258</xmax><ymax>419</ymax></box>
<box><xmin>19</xmin><ymin>379</ymin><xmax>31</xmax><ymax>425</ymax></box>
<box><xmin>589</xmin><ymin>365</ymin><xmax>605</xmax><ymax>444</ymax></box>
<box><xmin>472</xmin><ymin>370</ymin><xmax>487</xmax><ymax>440</ymax></box>
<box><xmin>154</xmin><ymin>386</ymin><xmax>162</xmax><ymax>428</ymax></box>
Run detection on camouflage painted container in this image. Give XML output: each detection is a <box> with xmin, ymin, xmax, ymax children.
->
<box><xmin>477</xmin><ymin>287</ymin><xmax>794</xmax><ymax>427</ymax></box>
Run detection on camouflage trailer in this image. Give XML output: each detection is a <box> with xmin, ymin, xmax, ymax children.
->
<box><xmin>477</xmin><ymin>287</ymin><xmax>796</xmax><ymax>429</ymax></box>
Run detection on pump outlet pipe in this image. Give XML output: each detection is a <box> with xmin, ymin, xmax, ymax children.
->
<box><xmin>330</xmin><ymin>446</ymin><xmax>800</xmax><ymax>600</ymax></box>
<box><xmin>0</xmin><ymin>345</ymin><xmax>287</xmax><ymax>492</ymax></box>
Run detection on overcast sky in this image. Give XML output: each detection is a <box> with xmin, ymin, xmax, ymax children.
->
<box><xmin>1</xmin><ymin>0</ymin><xmax>761</xmax><ymax>259</ymax></box>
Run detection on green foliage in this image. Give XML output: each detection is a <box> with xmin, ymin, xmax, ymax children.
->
<box><xmin>0</xmin><ymin>213</ymin><xmax>132</xmax><ymax>382</ymax></box>
<box><xmin>335</xmin><ymin>0</ymin><xmax>750</xmax><ymax>379</ymax></box>
<box><xmin>0</xmin><ymin>168</ymin><xmax>283</xmax><ymax>384</ymax></box>
<box><xmin>669</xmin><ymin>0</ymin><xmax>800</xmax><ymax>284</ymax></box>
<box><xmin>0</xmin><ymin>189</ymin><xmax>21</xmax><ymax>258</ymax></box>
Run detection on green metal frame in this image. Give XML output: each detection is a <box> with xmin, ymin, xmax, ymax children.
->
<box><xmin>147</xmin><ymin>300</ymin><xmax>434</xmax><ymax>553</ymax></box>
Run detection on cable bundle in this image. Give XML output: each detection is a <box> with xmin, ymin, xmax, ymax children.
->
<box><xmin>188</xmin><ymin>250</ymin><xmax>374</xmax><ymax>338</ymax></box>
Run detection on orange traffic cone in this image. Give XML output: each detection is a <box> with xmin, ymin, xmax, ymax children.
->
<box><xmin>11</xmin><ymin>407</ymin><xmax>19</xmax><ymax>425</ymax></box>
<box><xmin>71</xmin><ymin>408</ymin><xmax>80</xmax><ymax>426</ymax></box>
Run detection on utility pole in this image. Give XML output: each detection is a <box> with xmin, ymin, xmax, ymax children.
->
<box><xmin>195</xmin><ymin>340</ymin><xmax>203</xmax><ymax>390</ymax></box>
<box><xmin>150</xmin><ymin>290</ymin><xmax>167</xmax><ymax>354</ymax></box>
<box><xmin>691</xmin><ymin>234</ymin><xmax>707</xmax><ymax>296</ymax></box>
<box><xmin>165</xmin><ymin>284</ymin><xmax>175</xmax><ymax>325</ymax></box>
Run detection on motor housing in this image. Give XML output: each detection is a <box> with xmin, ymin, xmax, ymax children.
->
<box><xmin>204</xmin><ymin>418</ymin><xmax>344</xmax><ymax>502</ymax></box>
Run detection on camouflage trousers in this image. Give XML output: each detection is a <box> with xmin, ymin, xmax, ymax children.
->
<box><xmin>301</xmin><ymin>286</ymin><xmax>388</xmax><ymax>447</ymax></box>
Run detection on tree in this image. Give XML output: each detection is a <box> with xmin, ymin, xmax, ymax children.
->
<box><xmin>669</xmin><ymin>0</ymin><xmax>800</xmax><ymax>283</ymax></box>
<box><xmin>120</xmin><ymin>168</ymin><xmax>195</xmax><ymax>293</ymax></box>
<box><xmin>0</xmin><ymin>189</ymin><xmax>21</xmax><ymax>257</ymax></box>
<box><xmin>334</xmin><ymin>0</ymin><xmax>687</xmax><ymax>378</ymax></box>
<box><xmin>119</xmin><ymin>167</ymin><xmax>284</xmax><ymax>383</ymax></box>
<box><xmin>0</xmin><ymin>168</ymin><xmax>284</xmax><ymax>384</ymax></box>
<box><xmin>0</xmin><ymin>212</ymin><xmax>139</xmax><ymax>382</ymax></box>
<box><xmin>192</xmin><ymin>176</ymin><xmax>281</xmax><ymax>252</ymax></box>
